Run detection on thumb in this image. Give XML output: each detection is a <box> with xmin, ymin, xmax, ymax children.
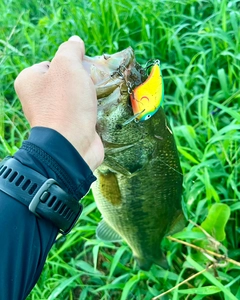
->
<box><xmin>68</xmin><ymin>35</ymin><xmax>83</xmax><ymax>42</ymax></box>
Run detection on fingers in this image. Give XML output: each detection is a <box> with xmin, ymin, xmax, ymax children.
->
<box><xmin>14</xmin><ymin>35</ymin><xmax>85</xmax><ymax>95</ymax></box>
<box><xmin>50</xmin><ymin>35</ymin><xmax>85</xmax><ymax>69</ymax></box>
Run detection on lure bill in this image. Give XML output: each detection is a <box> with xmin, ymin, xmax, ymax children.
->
<box><xmin>130</xmin><ymin>60</ymin><xmax>164</xmax><ymax>122</ymax></box>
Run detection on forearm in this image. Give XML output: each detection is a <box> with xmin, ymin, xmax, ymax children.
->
<box><xmin>0</xmin><ymin>127</ymin><xmax>96</xmax><ymax>299</ymax></box>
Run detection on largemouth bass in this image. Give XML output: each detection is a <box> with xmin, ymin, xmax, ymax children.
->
<box><xmin>83</xmin><ymin>48</ymin><xmax>184</xmax><ymax>270</ymax></box>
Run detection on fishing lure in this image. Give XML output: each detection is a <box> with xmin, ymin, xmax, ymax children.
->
<box><xmin>130</xmin><ymin>60</ymin><xmax>164</xmax><ymax>122</ymax></box>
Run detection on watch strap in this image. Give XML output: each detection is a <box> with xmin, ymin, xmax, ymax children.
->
<box><xmin>0</xmin><ymin>157</ymin><xmax>83</xmax><ymax>234</ymax></box>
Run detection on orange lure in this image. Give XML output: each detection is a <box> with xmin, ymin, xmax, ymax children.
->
<box><xmin>130</xmin><ymin>62</ymin><xmax>164</xmax><ymax>121</ymax></box>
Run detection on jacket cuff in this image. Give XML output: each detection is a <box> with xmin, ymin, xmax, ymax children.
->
<box><xmin>14</xmin><ymin>127</ymin><xmax>96</xmax><ymax>200</ymax></box>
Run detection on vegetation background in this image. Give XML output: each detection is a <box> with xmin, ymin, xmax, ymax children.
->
<box><xmin>0</xmin><ymin>0</ymin><xmax>239</xmax><ymax>299</ymax></box>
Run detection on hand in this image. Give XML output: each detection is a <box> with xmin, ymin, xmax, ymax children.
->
<box><xmin>14</xmin><ymin>36</ymin><xmax>104</xmax><ymax>171</ymax></box>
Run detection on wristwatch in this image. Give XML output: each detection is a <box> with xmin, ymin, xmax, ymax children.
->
<box><xmin>0</xmin><ymin>156</ymin><xmax>83</xmax><ymax>234</ymax></box>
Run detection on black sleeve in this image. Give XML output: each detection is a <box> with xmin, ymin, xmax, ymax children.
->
<box><xmin>0</xmin><ymin>127</ymin><xmax>96</xmax><ymax>300</ymax></box>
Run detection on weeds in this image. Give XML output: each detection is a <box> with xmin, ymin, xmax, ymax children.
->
<box><xmin>0</xmin><ymin>0</ymin><xmax>239</xmax><ymax>299</ymax></box>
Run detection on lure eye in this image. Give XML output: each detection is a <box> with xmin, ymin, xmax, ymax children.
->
<box><xmin>143</xmin><ymin>114</ymin><xmax>152</xmax><ymax>121</ymax></box>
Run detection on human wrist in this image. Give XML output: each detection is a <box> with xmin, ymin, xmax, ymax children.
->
<box><xmin>15</xmin><ymin>127</ymin><xmax>96</xmax><ymax>199</ymax></box>
<box><xmin>29</xmin><ymin>120</ymin><xmax>102</xmax><ymax>171</ymax></box>
<box><xmin>43</xmin><ymin>126</ymin><xmax>103</xmax><ymax>172</ymax></box>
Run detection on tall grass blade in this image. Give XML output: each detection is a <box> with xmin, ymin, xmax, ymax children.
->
<box><xmin>186</xmin><ymin>256</ymin><xmax>238</xmax><ymax>300</ymax></box>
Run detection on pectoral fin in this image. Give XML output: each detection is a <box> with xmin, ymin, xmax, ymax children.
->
<box><xmin>98</xmin><ymin>170</ymin><xmax>122</xmax><ymax>204</ymax></box>
<box><xmin>97</xmin><ymin>220</ymin><xmax>122</xmax><ymax>242</ymax></box>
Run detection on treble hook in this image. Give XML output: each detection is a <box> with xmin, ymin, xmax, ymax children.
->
<box><xmin>126</xmin><ymin>81</ymin><xmax>133</xmax><ymax>94</ymax></box>
<box><xmin>145</xmin><ymin>59</ymin><xmax>160</xmax><ymax>71</ymax></box>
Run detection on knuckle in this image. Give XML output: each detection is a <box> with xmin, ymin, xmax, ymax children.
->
<box><xmin>14</xmin><ymin>67</ymin><xmax>27</xmax><ymax>82</ymax></box>
<box><xmin>14</xmin><ymin>69</ymin><xmax>26</xmax><ymax>91</ymax></box>
<box><xmin>14</xmin><ymin>66</ymin><xmax>38</xmax><ymax>92</ymax></box>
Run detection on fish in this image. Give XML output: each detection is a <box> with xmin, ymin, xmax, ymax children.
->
<box><xmin>130</xmin><ymin>60</ymin><xmax>164</xmax><ymax>122</ymax></box>
<box><xmin>82</xmin><ymin>47</ymin><xmax>184</xmax><ymax>270</ymax></box>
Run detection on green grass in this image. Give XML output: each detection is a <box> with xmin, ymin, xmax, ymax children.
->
<box><xmin>0</xmin><ymin>0</ymin><xmax>240</xmax><ymax>299</ymax></box>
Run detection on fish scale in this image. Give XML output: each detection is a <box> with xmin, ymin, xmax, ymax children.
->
<box><xmin>83</xmin><ymin>47</ymin><xmax>184</xmax><ymax>270</ymax></box>
<box><xmin>93</xmin><ymin>108</ymin><xmax>183</xmax><ymax>270</ymax></box>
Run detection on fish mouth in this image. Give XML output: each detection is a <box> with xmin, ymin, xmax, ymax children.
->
<box><xmin>82</xmin><ymin>47</ymin><xmax>148</xmax><ymax>147</ymax></box>
<box><xmin>82</xmin><ymin>47</ymin><xmax>146</xmax><ymax>99</ymax></box>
